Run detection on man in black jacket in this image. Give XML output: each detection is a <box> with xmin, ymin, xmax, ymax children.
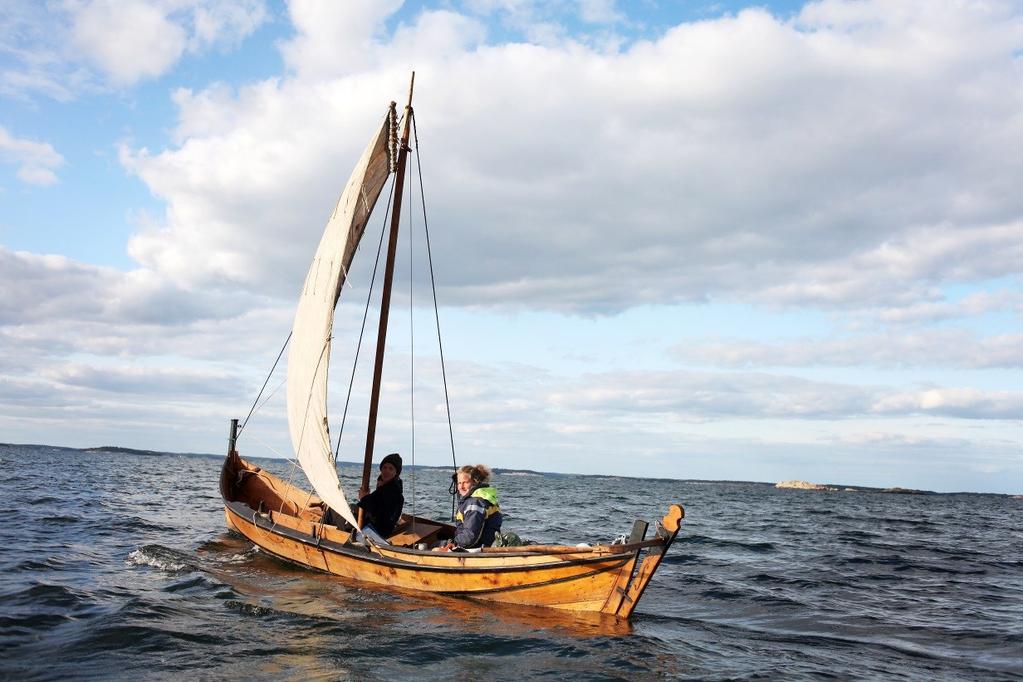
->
<box><xmin>354</xmin><ymin>452</ymin><xmax>404</xmax><ymax>537</ymax></box>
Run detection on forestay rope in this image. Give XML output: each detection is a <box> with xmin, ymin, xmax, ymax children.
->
<box><xmin>236</xmin><ymin>331</ymin><xmax>291</xmax><ymax>441</ymax></box>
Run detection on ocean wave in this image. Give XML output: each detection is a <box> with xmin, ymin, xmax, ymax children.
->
<box><xmin>126</xmin><ymin>545</ymin><xmax>194</xmax><ymax>573</ymax></box>
<box><xmin>686</xmin><ymin>533</ymin><xmax>777</xmax><ymax>553</ymax></box>
<box><xmin>12</xmin><ymin>556</ymin><xmax>70</xmax><ymax>572</ymax></box>
<box><xmin>747</xmin><ymin>572</ymin><xmax>843</xmax><ymax>589</ymax></box>
<box><xmin>2</xmin><ymin>443</ymin><xmax>1020</xmax><ymax>680</ymax></box>
<box><xmin>3</xmin><ymin>581</ymin><xmax>88</xmax><ymax>610</ymax></box>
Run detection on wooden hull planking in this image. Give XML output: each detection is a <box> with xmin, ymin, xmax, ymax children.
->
<box><xmin>221</xmin><ymin>452</ymin><xmax>683</xmax><ymax>619</ymax></box>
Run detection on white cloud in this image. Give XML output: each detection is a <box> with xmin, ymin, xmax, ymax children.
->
<box><xmin>542</xmin><ymin>368</ymin><xmax>1023</xmax><ymax>422</ymax></box>
<box><xmin>677</xmin><ymin>330</ymin><xmax>1023</xmax><ymax>370</ymax></box>
<box><xmin>0</xmin><ymin>248</ymin><xmax>112</xmax><ymax>324</ymax></box>
<box><xmin>548</xmin><ymin>369</ymin><xmax>865</xmax><ymax>420</ymax></box>
<box><xmin>0</xmin><ymin>4</ymin><xmax>77</xmax><ymax>102</ymax></box>
<box><xmin>0</xmin><ymin>246</ymin><xmax>248</xmax><ymax>326</ymax></box>
<box><xmin>0</xmin><ymin>126</ymin><xmax>65</xmax><ymax>186</ymax></box>
<box><xmin>1</xmin><ymin>236</ymin><xmax>1020</xmax><ymax>489</ymax></box>
<box><xmin>278</xmin><ymin>3</ymin><xmax>485</xmax><ymax>80</ymax></box>
<box><xmin>3</xmin><ymin>1</ymin><xmax>1023</xmax><ymax>492</ymax></box>
<box><xmin>14</xmin><ymin>165</ymin><xmax>57</xmax><ymax>185</ymax></box>
<box><xmin>578</xmin><ymin>0</ymin><xmax>623</xmax><ymax>25</ymax></box>
<box><xmin>42</xmin><ymin>361</ymin><xmax>241</xmax><ymax>397</ymax></box>
<box><xmin>390</xmin><ymin>10</ymin><xmax>487</xmax><ymax>61</ymax></box>
<box><xmin>113</xmin><ymin>1</ymin><xmax>1023</xmax><ymax>316</ymax></box>
<box><xmin>1</xmin><ymin>1</ymin><xmax>268</xmax><ymax>95</ymax></box>
<box><xmin>70</xmin><ymin>0</ymin><xmax>189</xmax><ymax>86</ymax></box>
<box><xmin>832</xmin><ymin>431</ymin><xmax>968</xmax><ymax>448</ymax></box>
<box><xmin>753</xmin><ymin>222</ymin><xmax>1023</xmax><ymax>308</ymax></box>
<box><xmin>279</xmin><ymin>0</ymin><xmax>404</xmax><ymax>79</ymax></box>
<box><xmin>461</xmin><ymin>0</ymin><xmax>622</xmax><ymax>45</ymax></box>
<box><xmin>190</xmin><ymin>0</ymin><xmax>268</xmax><ymax>51</ymax></box>
<box><xmin>120</xmin><ymin>77</ymin><xmax>402</xmax><ymax>291</ymax></box>
<box><xmin>872</xmin><ymin>387</ymin><xmax>1023</xmax><ymax>420</ymax></box>
<box><xmin>0</xmin><ymin>245</ymin><xmax>291</xmax><ymax>452</ymax></box>
<box><xmin>875</xmin><ymin>290</ymin><xmax>1023</xmax><ymax>325</ymax></box>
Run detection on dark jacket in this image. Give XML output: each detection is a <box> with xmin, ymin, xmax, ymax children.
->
<box><xmin>453</xmin><ymin>485</ymin><xmax>502</xmax><ymax>548</ymax></box>
<box><xmin>355</xmin><ymin>477</ymin><xmax>404</xmax><ymax>537</ymax></box>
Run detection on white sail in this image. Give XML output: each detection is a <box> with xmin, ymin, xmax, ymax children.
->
<box><xmin>287</xmin><ymin>110</ymin><xmax>393</xmax><ymax>530</ymax></box>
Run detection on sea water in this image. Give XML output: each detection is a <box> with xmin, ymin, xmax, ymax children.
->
<box><xmin>0</xmin><ymin>443</ymin><xmax>1020</xmax><ymax>680</ymax></box>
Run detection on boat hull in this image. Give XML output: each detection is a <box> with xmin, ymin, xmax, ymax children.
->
<box><xmin>221</xmin><ymin>451</ymin><xmax>683</xmax><ymax>618</ymax></box>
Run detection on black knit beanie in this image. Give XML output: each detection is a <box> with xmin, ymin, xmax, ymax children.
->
<box><xmin>381</xmin><ymin>452</ymin><xmax>402</xmax><ymax>476</ymax></box>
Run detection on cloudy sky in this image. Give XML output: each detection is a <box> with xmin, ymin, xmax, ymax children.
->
<box><xmin>2</xmin><ymin>0</ymin><xmax>1022</xmax><ymax>494</ymax></box>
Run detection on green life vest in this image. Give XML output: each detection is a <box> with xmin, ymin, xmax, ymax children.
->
<box><xmin>455</xmin><ymin>486</ymin><xmax>501</xmax><ymax>520</ymax></box>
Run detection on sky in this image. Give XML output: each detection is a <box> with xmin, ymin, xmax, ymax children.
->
<box><xmin>1</xmin><ymin>0</ymin><xmax>1022</xmax><ymax>494</ymax></box>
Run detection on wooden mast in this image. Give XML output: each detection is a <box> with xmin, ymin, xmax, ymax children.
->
<box><xmin>359</xmin><ymin>73</ymin><xmax>415</xmax><ymax>512</ymax></box>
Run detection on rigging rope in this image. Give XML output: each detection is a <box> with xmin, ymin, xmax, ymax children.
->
<box><xmin>333</xmin><ymin>173</ymin><xmax>397</xmax><ymax>462</ymax></box>
<box><xmin>237</xmin><ymin>331</ymin><xmax>291</xmax><ymax>440</ymax></box>
<box><xmin>407</xmin><ymin>139</ymin><xmax>417</xmax><ymax>525</ymax></box>
<box><xmin>245</xmin><ymin>430</ymin><xmax>290</xmax><ymax>460</ymax></box>
<box><xmin>411</xmin><ymin>112</ymin><xmax>460</xmax><ymax>520</ymax></box>
<box><xmin>254</xmin><ymin>376</ymin><xmax>287</xmax><ymax>415</ymax></box>
<box><xmin>241</xmin><ymin>430</ymin><xmax>309</xmax><ymax>536</ymax></box>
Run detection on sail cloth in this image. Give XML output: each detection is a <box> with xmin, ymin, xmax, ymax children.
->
<box><xmin>287</xmin><ymin>109</ymin><xmax>393</xmax><ymax>530</ymax></box>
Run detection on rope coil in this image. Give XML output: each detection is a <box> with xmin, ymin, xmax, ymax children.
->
<box><xmin>388</xmin><ymin>104</ymin><xmax>398</xmax><ymax>173</ymax></box>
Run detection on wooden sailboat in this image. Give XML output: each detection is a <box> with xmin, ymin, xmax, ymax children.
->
<box><xmin>219</xmin><ymin>77</ymin><xmax>684</xmax><ymax>619</ymax></box>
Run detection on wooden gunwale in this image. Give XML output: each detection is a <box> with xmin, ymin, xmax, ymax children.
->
<box><xmin>226</xmin><ymin>500</ymin><xmax>640</xmax><ymax>575</ymax></box>
<box><xmin>226</xmin><ymin>506</ymin><xmax>640</xmax><ymax>603</ymax></box>
<box><xmin>439</xmin><ymin>563</ymin><xmax>632</xmax><ymax>596</ymax></box>
<box><xmin>223</xmin><ymin>454</ymin><xmax>669</xmax><ymax>557</ymax></box>
<box><xmin>221</xmin><ymin>448</ymin><xmax>683</xmax><ymax>616</ymax></box>
<box><xmin>470</xmin><ymin>538</ymin><xmax>667</xmax><ymax>554</ymax></box>
<box><xmin>372</xmin><ymin>537</ymin><xmax>666</xmax><ymax>561</ymax></box>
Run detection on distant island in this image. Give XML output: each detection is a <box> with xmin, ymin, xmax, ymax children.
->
<box><xmin>776</xmin><ymin>480</ymin><xmax>934</xmax><ymax>494</ymax></box>
<box><xmin>880</xmin><ymin>487</ymin><xmax>934</xmax><ymax>495</ymax></box>
<box><xmin>82</xmin><ymin>445</ymin><xmax>223</xmax><ymax>460</ymax></box>
<box><xmin>86</xmin><ymin>446</ymin><xmax>169</xmax><ymax>457</ymax></box>
<box><xmin>776</xmin><ymin>480</ymin><xmax>838</xmax><ymax>491</ymax></box>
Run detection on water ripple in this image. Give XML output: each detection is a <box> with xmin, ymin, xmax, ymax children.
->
<box><xmin>0</xmin><ymin>443</ymin><xmax>1020</xmax><ymax>679</ymax></box>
